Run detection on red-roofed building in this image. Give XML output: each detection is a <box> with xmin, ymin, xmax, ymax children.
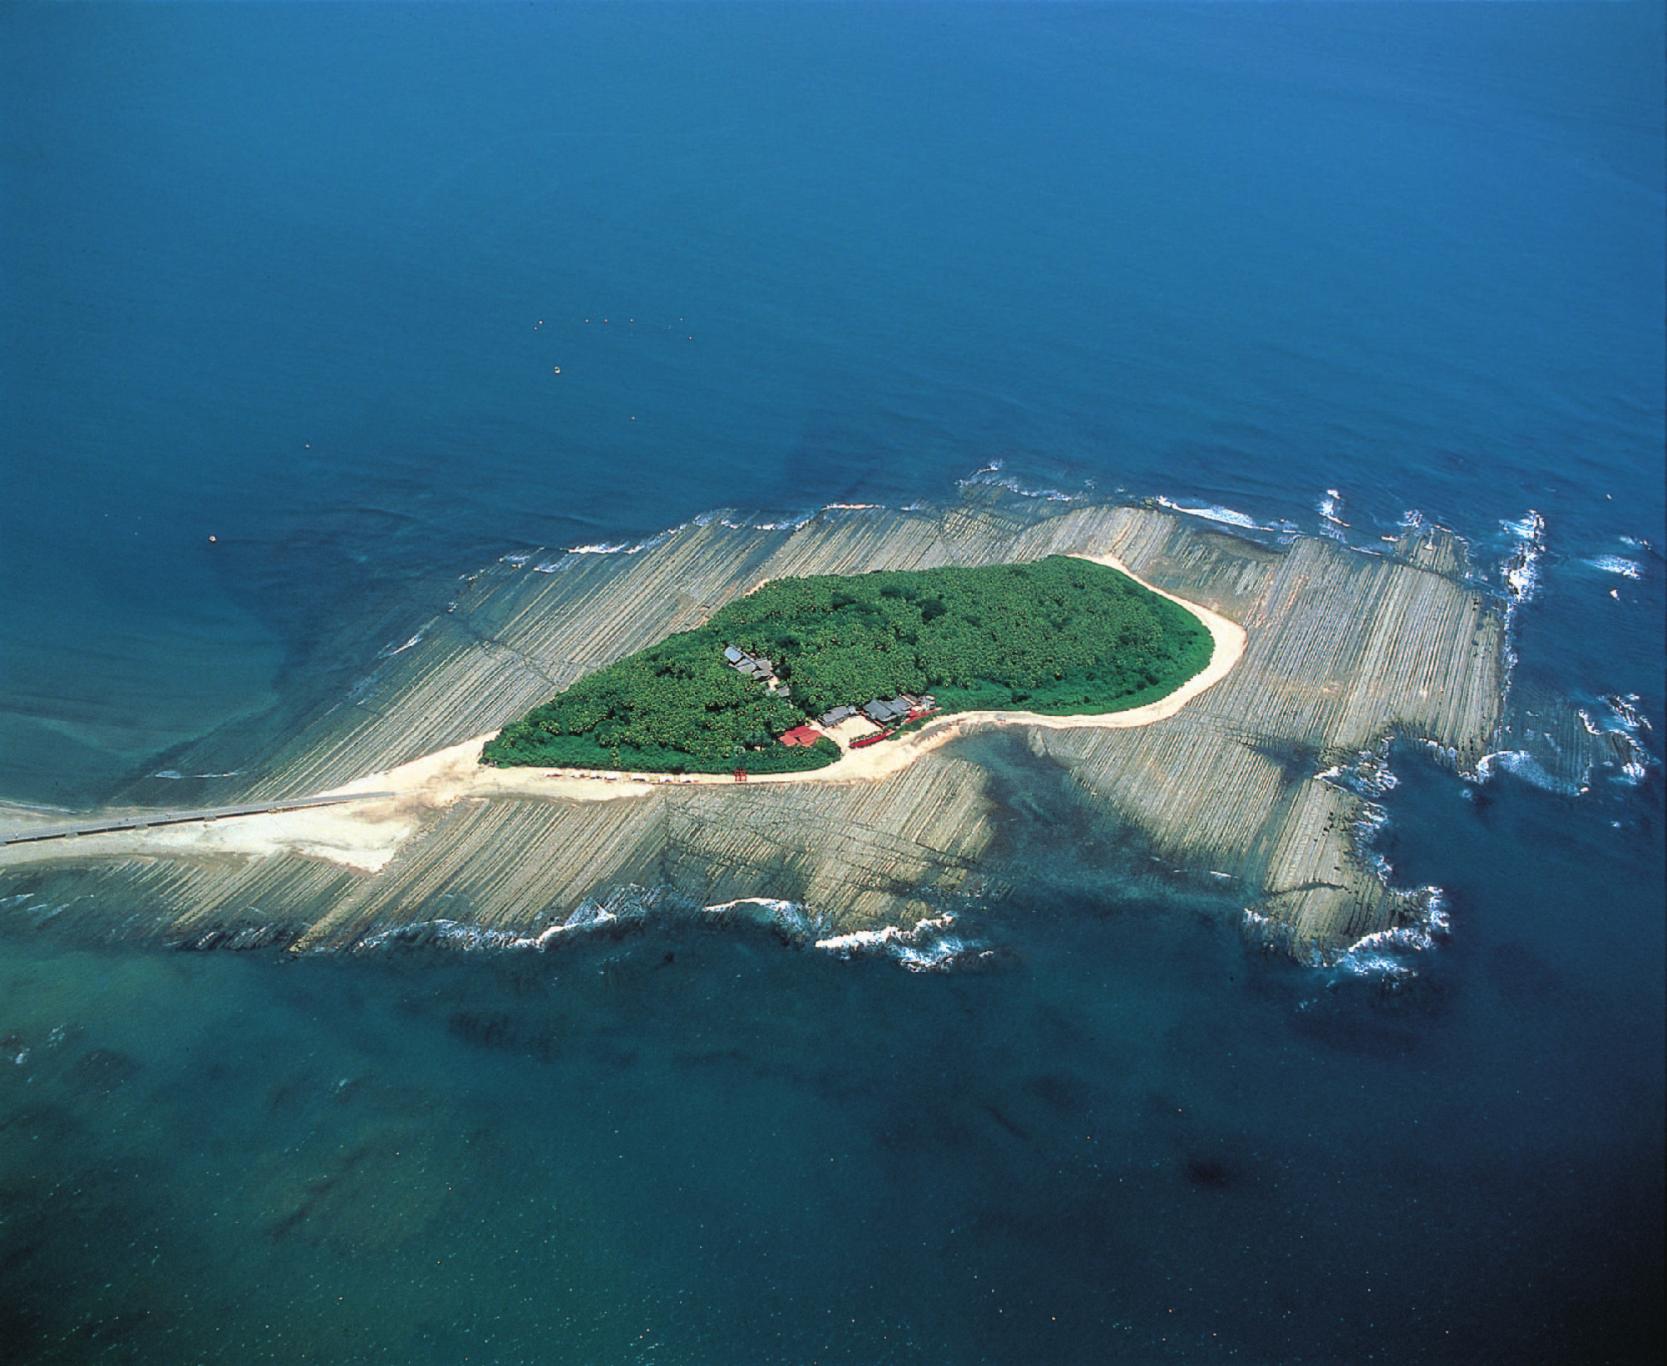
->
<box><xmin>777</xmin><ymin>724</ymin><xmax>823</xmax><ymax>748</ymax></box>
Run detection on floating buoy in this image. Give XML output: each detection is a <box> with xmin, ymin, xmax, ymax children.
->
<box><xmin>208</xmin><ymin>534</ymin><xmax>218</xmax><ymax>544</ymax></box>
<box><xmin>552</xmin><ymin>366</ymin><xmax>561</xmax><ymax>375</ymax></box>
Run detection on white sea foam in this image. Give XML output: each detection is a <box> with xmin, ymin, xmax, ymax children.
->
<box><xmin>985</xmin><ymin>475</ymin><xmax>1084</xmax><ymax>502</ymax></box>
<box><xmin>1585</xmin><ymin>555</ymin><xmax>1643</xmax><ymax>579</ymax></box>
<box><xmin>814</xmin><ymin>912</ymin><xmax>985</xmax><ymax>971</ymax></box>
<box><xmin>956</xmin><ymin>458</ymin><xmax>1089</xmax><ymax>503</ymax></box>
<box><xmin>1482</xmin><ymin>691</ymin><xmax>1657</xmax><ymax>796</ymax></box>
<box><xmin>354</xmin><ymin>884</ymin><xmax>684</xmax><ymax>954</ymax></box>
<box><xmin>357</xmin><ymin>918</ymin><xmax>547</xmax><ymax>953</ymax></box>
<box><xmin>1499</xmin><ymin>510</ymin><xmax>1545</xmax><ymax>604</ymax></box>
<box><xmin>1320</xmin><ymin>888</ymin><xmax>1451</xmax><ymax>982</ymax></box>
<box><xmin>1316</xmin><ymin>488</ymin><xmax>1348</xmax><ymax>538</ymax></box>
<box><xmin>1593</xmin><ymin>694</ymin><xmax>1659</xmax><ymax>785</ymax></box>
<box><xmin>1258</xmin><ymin>743</ymin><xmax>1451</xmax><ymax>980</ymax></box>
<box><xmin>500</xmin><ymin>552</ymin><xmax>532</xmax><ymax>566</ymax></box>
<box><xmin>1155</xmin><ymin>496</ymin><xmax>1298</xmax><ymax>535</ymax></box>
<box><xmin>1157</xmin><ymin>496</ymin><xmax>1260</xmax><ymax>529</ymax></box>
<box><xmin>1474</xmin><ymin>748</ymin><xmax>1584</xmax><ymax>796</ymax></box>
<box><xmin>1606</xmin><ymin>693</ymin><xmax>1652</xmax><ymax>735</ymax></box>
<box><xmin>351</xmin><ymin>890</ymin><xmax>993</xmax><ymax>971</ymax></box>
<box><xmin>703</xmin><ymin>896</ymin><xmax>820</xmax><ymax>939</ymax></box>
<box><xmin>562</xmin><ymin>526</ymin><xmax>679</xmax><ymax>556</ymax></box>
<box><xmin>378</xmin><ymin>629</ymin><xmax>425</xmax><ymax>658</ymax></box>
<box><xmin>1317</xmin><ymin>742</ymin><xmax>1399</xmax><ymax>800</ymax></box>
<box><xmin>357</xmin><ymin>902</ymin><xmax>626</xmax><ymax>954</ymax></box>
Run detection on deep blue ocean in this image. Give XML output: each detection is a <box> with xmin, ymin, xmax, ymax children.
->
<box><xmin>2</xmin><ymin>3</ymin><xmax>1662</xmax><ymax>1362</ymax></box>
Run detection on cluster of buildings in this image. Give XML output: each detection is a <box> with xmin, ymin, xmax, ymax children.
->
<box><xmin>723</xmin><ymin>644</ymin><xmax>790</xmax><ymax>697</ymax></box>
<box><xmin>861</xmin><ymin>694</ymin><xmax>934</xmax><ymax>726</ymax></box>
<box><xmin>816</xmin><ymin>694</ymin><xmax>934</xmax><ymax>728</ymax></box>
<box><xmin>722</xmin><ymin>643</ymin><xmax>937</xmax><ymax>753</ymax></box>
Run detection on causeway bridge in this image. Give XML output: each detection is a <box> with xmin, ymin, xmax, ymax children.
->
<box><xmin>0</xmin><ymin>792</ymin><xmax>396</xmax><ymax>847</ymax></box>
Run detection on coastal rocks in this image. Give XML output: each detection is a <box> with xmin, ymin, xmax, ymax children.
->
<box><xmin>0</xmin><ymin>492</ymin><xmax>1511</xmax><ymax>962</ymax></box>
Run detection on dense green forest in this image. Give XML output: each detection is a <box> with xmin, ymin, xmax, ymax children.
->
<box><xmin>482</xmin><ymin>556</ymin><xmax>1213</xmax><ymax>773</ymax></box>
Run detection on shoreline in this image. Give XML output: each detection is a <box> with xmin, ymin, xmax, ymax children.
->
<box><xmin>0</xmin><ymin>553</ymin><xmax>1246</xmax><ymax>875</ymax></box>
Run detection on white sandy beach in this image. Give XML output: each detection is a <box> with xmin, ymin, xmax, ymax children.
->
<box><xmin>3</xmin><ymin>553</ymin><xmax>1245</xmax><ymax>874</ymax></box>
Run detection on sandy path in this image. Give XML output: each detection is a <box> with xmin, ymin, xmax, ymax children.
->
<box><xmin>3</xmin><ymin>554</ymin><xmax>1244</xmax><ymax>873</ymax></box>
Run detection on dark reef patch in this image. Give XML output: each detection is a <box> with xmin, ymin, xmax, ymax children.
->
<box><xmin>1182</xmin><ymin>1155</ymin><xmax>1235</xmax><ymax>1190</ymax></box>
<box><xmin>68</xmin><ymin>1047</ymin><xmax>141</xmax><ymax>1096</ymax></box>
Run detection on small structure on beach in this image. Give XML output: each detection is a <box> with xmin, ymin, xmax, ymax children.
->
<box><xmin>777</xmin><ymin>724</ymin><xmax>823</xmax><ymax>748</ymax></box>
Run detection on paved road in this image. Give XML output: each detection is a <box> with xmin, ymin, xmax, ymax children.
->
<box><xmin>0</xmin><ymin>792</ymin><xmax>397</xmax><ymax>847</ymax></box>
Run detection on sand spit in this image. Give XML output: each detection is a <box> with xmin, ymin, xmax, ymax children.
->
<box><xmin>0</xmin><ymin>492</ymin><xmax>1506</xmax><ymax>957</ymax></box>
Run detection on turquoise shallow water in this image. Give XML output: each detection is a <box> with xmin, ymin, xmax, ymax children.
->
<box><xmin>1</xmin><ymin>3</ymin><xmax>1663</xmax><ymax>1361</ymax></box>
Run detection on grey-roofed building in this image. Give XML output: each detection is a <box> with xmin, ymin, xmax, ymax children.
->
<box><xmin>723</xmin><ymin>645</ymin><xmax>745</xmax><ymax>664</ymax></box>
<box><xmin>820</xmin><ymin>704</ymin><xmax>857</xmax><ymax>726</ymax></box>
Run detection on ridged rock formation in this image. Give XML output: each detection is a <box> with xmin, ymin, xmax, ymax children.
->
<box><xmin>0</xmin><ymin>493</ymin><xmax>1508</xmax><ymax>958</ymax></box>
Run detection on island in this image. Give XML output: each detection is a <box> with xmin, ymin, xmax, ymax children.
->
<box><xmin>0</xmin><ymin>491</ymin><xmax>1521</xmax><ymax>962</ymax></box>
<box><xmin>482</xmin><ymin>556</ymin><xmax>1214</xmax><ymax>775</ymax></box>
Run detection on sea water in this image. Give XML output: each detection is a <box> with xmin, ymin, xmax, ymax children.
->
<box><xmin>1</xmin><ymin>3</ymin><xmax>1662</xmax><ymax>1361</ymax></box>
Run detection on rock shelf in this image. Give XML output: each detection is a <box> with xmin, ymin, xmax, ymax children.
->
<box><xmin>0</xmin><ymin>492</ymin><xmax>1507</xmax><ymax>958</ymax></box>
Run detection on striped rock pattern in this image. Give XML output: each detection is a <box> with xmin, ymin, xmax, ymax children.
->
<box><xmin>0</xmin><ymin>493</ymin><xmax>1507</xmax><ymax>957</ymax></box>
